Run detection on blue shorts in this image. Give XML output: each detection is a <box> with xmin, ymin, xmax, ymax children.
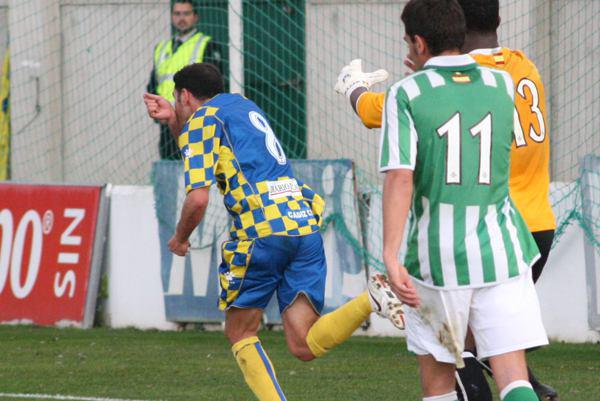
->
<box><xmin>218</xmin><ymin>232</ymin><xmax>326</xmax><ymax>314</ymax></box>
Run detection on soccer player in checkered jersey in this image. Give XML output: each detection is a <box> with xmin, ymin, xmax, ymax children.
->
<box><xmin>335</xmin><ymin>0</ymin><xmax>557</xmax><ymax>399</ymax></box>
<box><xmin>348</xmin><ymin>1</ymin><xmax>548</xmax><ymax>401</ymax></box>
<box><xmin>143</xmin><ymin>63</ymin><xmax>403</xmax><ymax>401</ymax></box>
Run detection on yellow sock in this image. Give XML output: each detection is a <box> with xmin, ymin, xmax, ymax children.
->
<box><xmin>232</xmin><ymin>336</ymin><xmax>287</xmax><ymax>401</ymax></box>
<box><xmin>306</xmin><ymin>291</ymin><xmax>371</xmax><ymax>357</ymax></box>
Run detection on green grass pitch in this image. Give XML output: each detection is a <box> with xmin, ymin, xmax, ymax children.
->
<box><xmin>0</xmin><ymin>326</ymin><xmax>597</xmax><ymax>401</ymax></box>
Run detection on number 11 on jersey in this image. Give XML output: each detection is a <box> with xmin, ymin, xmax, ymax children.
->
<box><xmin>437</xmin><ymin>112</ymin><xmax>492</xmax><ymax>185</ymax></box>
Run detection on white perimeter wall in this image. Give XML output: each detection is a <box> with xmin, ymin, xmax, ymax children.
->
<box><xmin>536</xmin><ymin>220</ymin><xmax>600</xmax><ymax>343</ymax></box>
<box><xmin>105</xmin><ymin>185</ymin><xmax>600</xmax><ymax>343</ymax></box>
<box><xmin>104</xmin><ymin>185</ymin><xmax>176</xmax><ymax>330</ymax></box>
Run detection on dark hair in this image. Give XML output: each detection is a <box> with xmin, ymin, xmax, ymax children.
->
<box><xmin>401</xmin><ymin>0</ymin><xmax>466</xmax><ymax>56</ymax></box>
<box><xmin>172</xmin><ymin>0</ymin><xmax>196</xmax><ymax>13</ymax></box>
<box><xmin>456</xmin><ymin>0</ymin><xmax>500</xmax><ymax>33</ymax></box>
<box><xmin>174</xmin><ymin>63</ymin><xmax>224</xmax><ymax>100</ymax></box>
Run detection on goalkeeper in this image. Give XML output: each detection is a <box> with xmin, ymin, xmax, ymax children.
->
<box><xmin>335</xmin><ymin>1</ymin><xmax>557</xmax><ymax>400</ymax></box>
<box><xmin>144</xmin><ymin>63</ymin><xmax>404</xmax><ymax>401</ymax></box>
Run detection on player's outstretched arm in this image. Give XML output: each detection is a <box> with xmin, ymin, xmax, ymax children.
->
<box><xmin>382</xmin><ymin>169</ymin><xmax>419</xmax><ymax>307</ymax></box>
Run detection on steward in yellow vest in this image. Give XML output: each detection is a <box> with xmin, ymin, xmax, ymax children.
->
<box><xmin>147</xmin><ymin>0</ymin><xmax>222</xmax><ymax>159</ymax></box>
<box><xmin>153</xmin><ymin>31</ymin><xmax>212</xmax><ymax>104</ymax></box>
<box><xmin>0</xmin><ymin>48</ymin><xmax>9</xmax><ymax>180</ymax></box>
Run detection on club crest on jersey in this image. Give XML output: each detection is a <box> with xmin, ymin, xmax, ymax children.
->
<box><xmin>267</xmin><ymin>178</ymin><xmax>302</xmax><ymax>200</ymax></box>
<box><xmin>452</xmin><ymin>72</ymin><xmax>471</xmax><ymax>83</ymax></box>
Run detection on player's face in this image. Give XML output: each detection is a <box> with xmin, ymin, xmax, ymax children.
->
<box><xmin>172</xmin><ymin>3</ymin><xmax>198</xmax><ymax>35</ymax></box>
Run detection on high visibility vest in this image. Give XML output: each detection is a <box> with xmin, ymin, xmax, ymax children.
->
<box><xmin>0</xmin><ymin>48</ymin><xmax>9</xmax><ymax>181</ymax></box>
<box><xmin>153</xmin><ymin>32</ymin><xmax>211</xmax><ymax>103</ymax></box>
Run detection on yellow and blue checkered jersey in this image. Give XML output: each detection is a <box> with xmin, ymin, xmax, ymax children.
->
<box><xmin>178</xmin><ymin>93</ymin><xmax>324</xmax><ymax>240</ymax></box>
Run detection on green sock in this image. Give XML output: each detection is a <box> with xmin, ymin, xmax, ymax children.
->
<box><xmin>501</xmin><ymin>381</ymin><xmax>538</xmax><ymax>401</ymax></box>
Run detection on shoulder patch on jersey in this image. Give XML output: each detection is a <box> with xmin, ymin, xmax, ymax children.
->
<box><xmin>493</xmin><ymin>51</ymin><xmax>506</xmax><ymax>66</ymax></box>
<box><xmin>452</xmin><ymin>72</ymin><xmax>471</xmax><ymax>84</ymax></box>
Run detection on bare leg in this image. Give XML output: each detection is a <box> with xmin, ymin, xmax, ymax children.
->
<box><xmin>281</xmin><ymin>294</ymin><xmax>320</xmax><ymax>361</ymax></box>
<box><xmin>224</xmin><ymin>307</ymin><xmax>263</xmax><ymax>345</ymax></box>
<box><xmin>488</xmin><ymin>350</ymin><xmax>528</xmax><ymax>392</ymax></box>
<box><xmin>418</xmin><ymin>354</ymin><xmax>457</xmax><ymax>397</ymax></box>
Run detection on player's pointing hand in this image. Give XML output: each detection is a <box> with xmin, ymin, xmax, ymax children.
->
<box><xmin>144</xmin><ymin>93</ymin><xmax>175</xmax><ymax>124</ymax></box>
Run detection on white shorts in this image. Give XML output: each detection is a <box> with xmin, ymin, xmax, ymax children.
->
<box><xmin>405</xmin><ymin>270</ymin><xmax>548</xmax><ymax>365</ymax></box>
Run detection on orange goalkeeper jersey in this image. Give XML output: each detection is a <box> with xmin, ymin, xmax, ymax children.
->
<box><xmin>357</xmin><ymin>47</ymin><xmax>556</xmax><ymax>232</ymax></box>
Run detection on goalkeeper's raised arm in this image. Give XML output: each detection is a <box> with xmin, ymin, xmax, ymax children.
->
<box><xmin>334</xmin><ymin>59</ymin><xmax>389</xmax><ymax>129</ymax></box>
<box><xmin>335</xmin><ymin>58</ymin><xmax>418</xmax><ymax>129</ymax></box>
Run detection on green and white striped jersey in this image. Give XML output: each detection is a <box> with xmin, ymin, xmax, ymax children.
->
<box><xmin>380</xmin><ymin>55</ymin><xmax>540</xmax><ymax>289</ymax></box>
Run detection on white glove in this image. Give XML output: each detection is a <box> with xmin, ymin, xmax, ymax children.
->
<box><xmin>334</xmin><ymin>59</ymin><xmax>389</xmax><ymax>98</ymax></box>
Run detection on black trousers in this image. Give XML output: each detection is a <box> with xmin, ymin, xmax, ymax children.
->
<box><xmin>530</xmin><ymin>230</ymin><xmax>555</xmax><ymax>283</ymax></box>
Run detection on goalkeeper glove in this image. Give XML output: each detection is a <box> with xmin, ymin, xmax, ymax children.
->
<box><xmin>334</xmin><ymin>59</ymin><xmax>389</xmax><ymax>98</ymax></box>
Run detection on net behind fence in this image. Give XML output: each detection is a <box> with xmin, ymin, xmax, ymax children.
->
<box><xmin>2</xmin><ymin>0</ymin><xmax>599</xmax><ymax>270</ymax></box>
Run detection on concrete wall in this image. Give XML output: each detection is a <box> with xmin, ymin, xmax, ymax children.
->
<box><xmin>547</xmin><ymin>0</ymin><xmax>600</xmax><ymax>181</ymax></box>
<box><xmin>104</xmin><ymin>185</ymin><xmax>176</xmax><ymax>330</ymax></box>
<box><xmin>536</xmin><ymin>220</ymin><xmax>600</xmax><ymax>343</ymax></box>
<box><xmin>306</xmin><ymin>1</ymin><xmax>407</xmax><ymax>186</ymax></box>
<box><xmin>8</xmin><ymin>0</ymin><xmax>169</xmax><ymax>185</ymax></box>
<box><xmin>60</xmin><ymin>1</ymin><xmax>169</xmax><ymax>184</ymax></box>
<box><xmin>9</xmin><ymin>0</ymin><xmax>63</xmax><ymax>182</ymax></box>
<box><xmin>0</xmin><ymin>1</ymin><xmax>7</xmax><ymax>62</ymax></box>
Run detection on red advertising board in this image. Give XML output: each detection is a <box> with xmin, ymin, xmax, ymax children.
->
<box><xmin>0</xmin><ymin>183</ymin><xmax>107</xmax><ymax>327</ymax></box>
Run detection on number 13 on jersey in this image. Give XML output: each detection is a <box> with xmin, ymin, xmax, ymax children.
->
<box><xmin>513</xmin><ymin>78</ymin><xmax>546</xmax><ymax>147</ymax></box>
